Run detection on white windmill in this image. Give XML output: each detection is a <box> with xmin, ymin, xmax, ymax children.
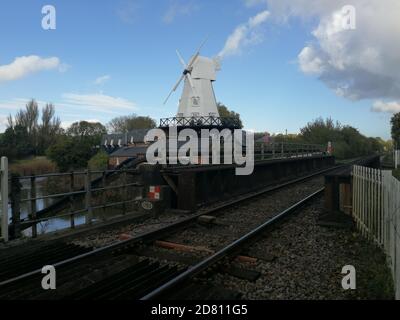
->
<box><xmin>164</xmin><ymin>39</ymin><xmax>221</xmax><ymax>120</ymax></box>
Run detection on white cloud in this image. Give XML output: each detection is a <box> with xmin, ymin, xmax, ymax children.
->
<box><xmin>94</xmin><ymin>75</ymin><xmax>111</xmax><ymax>85</ymax></box>
<box><xmin>163</xmin><ymin>1</ymin><xmax>199</xmax><ymax>24</ymax></box>
<box><xmin>116</xmin><ymin>0</ymin><xmax>139</xmax><ymax>24</ymax></box>
<box><xmin>243</xmin><ymin>0</ymin><xmax>268</xmax><ymax>8</ymax></box>
<box><xmin>0</xmin><ymin>98</ymin><xmax>31</xmax><ymax>111</ymax></box>
<box><xmin>261</xmin><ymin>0</ymin><xmax>400</xmax><ymax>102</ymax></box>
<box><xmin>218</xmin><ymin>10</ymin><xmax>270</xmax><ymax>58</ymax></box>
<box><xmin>61</xmin><ymin>93</ymin><xmax>136</xmax><ymax>112</ymax></box>
<box><xmin>298</xmin><ymin>46</ymin><xmax>324</xmax><ymax>75</ymax></box>
<box><xmin>0</xmin><ymin>55</ymin><xmax>62</xmax><ymax>82</ymax></box>
<box><xmin>0</xmin><ymin>115</ymin><xmax>9</xmax><ymax>132</ymax></box>
<box><xmin>372</xmin><ymin>101</ymin><xmax>400</xmax><ymax>114</ymax></box>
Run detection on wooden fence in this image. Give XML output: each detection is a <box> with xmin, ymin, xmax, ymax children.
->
<box><xmin>352</xmin><ymin>165</ymin><xmax>400</xmax><ymax>299</ymax></box>
<box><xmin>0</xmin><ymin>157</ymin><xmax>9</xmax><ymax>242</ymax></box>
<box><xmin>394</xmin><ymin>150</ymin><xmax>400</xmax><ymax>169</ymax></box>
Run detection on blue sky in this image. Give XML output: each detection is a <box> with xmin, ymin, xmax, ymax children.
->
<box><xmin>0</xmin><ymin>0</ymin><xmax>397</xmax><ymax>139</ymax></box>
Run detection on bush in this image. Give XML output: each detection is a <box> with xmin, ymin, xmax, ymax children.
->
<box><xmin>9</xmin><ymin>157</ymin><xmax>57</xmax><ymax>176</ymax></box>
<box><xmin>46</xmin><ymin>136</ymin><xmax>95</xmax><ymax>172</ymax></box>
<box><xmin>88</xmin><ymin>150</ymin><xmax>109</xmax><ymax>171</ymax></box>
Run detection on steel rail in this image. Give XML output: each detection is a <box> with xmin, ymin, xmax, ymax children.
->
<box><xmin>0</xmin><ymin>163</ymin><xmax>348</xmax><ymax>289</ymax></box>
<box><xmin>140</xmin><ymin>187</ymin><xmax>324</xmax><ymax>300</ymax></box>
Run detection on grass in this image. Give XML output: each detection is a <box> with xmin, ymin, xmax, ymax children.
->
<box><xmin>347</xmin><ymin>233</ymin><xmax>395</xmax><ymax>300</ymax></box>
<box><xmin>9</xmin><ymin>156</ymin><xmax>57</xmax><ymax>176</ymax></box>
<box><xmin>392</xmin><ymin>169</ymin><xmax>400</xmax><ymax>181</ymax></box>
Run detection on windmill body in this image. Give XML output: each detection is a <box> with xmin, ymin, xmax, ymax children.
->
<box><xmin>177</xmin><ymin>56</ymin><xmax>220</xmax><ymax>118</ymax></box>
<box><xmin>164</xmin><ymin>40</ymin><xmax>224</xmax><ymax>122</ymax></box>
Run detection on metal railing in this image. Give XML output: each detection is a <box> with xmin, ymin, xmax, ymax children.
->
<box><xmin>6</xmin><ymin>165</ymin><xmax>143</xmax><ymax>239</ymax></box>
<box><xmin>255</xmin><ymin>142</ymin><xmax>326</xmax><ymax>160</ymax></box>
<box><xmin>159</xmin><ymin>116</ymin><xmax>241</xmax><ymax>129</ymax></box>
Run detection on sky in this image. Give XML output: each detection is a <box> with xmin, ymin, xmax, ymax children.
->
<box><xmin>0</xmin><ymin>0</ymin><xmax>399</xmax><ymax>139</ymax></box>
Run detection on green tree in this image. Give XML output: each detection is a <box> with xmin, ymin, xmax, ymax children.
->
<box><xmin>217</xmin><ymin>103</ymin><xmax>243</xmax><ymax>128</ymax></box>
<box><xmin>46</xmin><ymin>136</ymin><xmax>94</xmax><ymax>172</ymax></box>
<box><xmin>0</xmin><ymin>125</ymin><xmax>33</xmax><ymax>160</ymax></box>
<box><xmin>37</xmin><ymin>103</ymin><xmax>62</xmax><ymax>154</ymax></box>
<box><xmin>88</xmin><ymin>150</ymin><xmax>109</xmax><ymax>171</ymax></box>
<box><xmin>67</xmin><ymin>121</ymin><xmax>107</xmax><ymax>146</ymax></box>
<box><xmin>107</xmin><ymin>115</ymin><xmax>156</xmax><ymax>133</ymax></box>
<box><xmin>7</xmin><ymin>100</ymin><xmax>62</xmax><ymax>156</ymax></box>
<box><xmin>391</xmin><ymin>113</ymin><xmax>400</xmax><ymax>148</ymax></box>
<box><xmin>300</xmin><ymin>117</ymin><xmax>383</xmax><ymax>159</ymax></box>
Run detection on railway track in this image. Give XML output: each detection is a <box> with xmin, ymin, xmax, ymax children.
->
<box><xmin>0</xmin><ymin>162</ymin><xmax>359</xmax><ymax>300</ymax></box>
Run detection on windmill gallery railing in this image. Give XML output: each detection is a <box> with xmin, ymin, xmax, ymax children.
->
<box><xmin>1</xmin><ymin>164</ymin><xmax>144</xmax><ymax>240</ymax></box>
<box><xmin>159</xmin><ymin>116</ymin><xmax>242</xmax><ymax>129</ymax></box>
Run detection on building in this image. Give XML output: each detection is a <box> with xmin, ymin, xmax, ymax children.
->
<box><xmin>102</xmin><ymin>129</ymin><xmax>151</xmax><ymax>168</ymax></box>
<box><xmin>108</xmin><ymin>146</ymin><xmax>148</xmax><ymax>168</ymax></box>
<box><xmin>102</xmin><ymin>129</ymin><xmax>150</xmax><ymax>150</ymax></box>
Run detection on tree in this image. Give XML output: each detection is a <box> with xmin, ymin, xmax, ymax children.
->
<box><xmin>46</xmin><ymin>136</ymin><xmax>94</xmax><ymax>172</ymax></box>
<box><xmin>0</xmin><ymin>125</ymin><xmax>34</xmax><ymax>160</ymax></box>
<box><xmin>7</xmin><ymin>100</ymin><xmax>62</xmax><ymax>156</ymax></box>
<box><xmin>300</xmin><ymin>117</ymin><xmax>342</xmax><ymax>145</ymax></box>
<box><xmin>88</xmin><ymin>150</ymin><xmax>109</xmax><ymax>171</ymax></box>
<box><xmin>37</xmin><ymin>104</ymin><xmax>62</xmax><ymax>154</ymax></box>
<box><xmin>107</xmin><ymin>115</ymin><xmax>156</xmax><ymax>133</ymax></box>
<box><xmin>391</xmin><ymin>113</ymin><xmax>400</xmax><ymax>148</ymax></box>
<box><xmin>217</xmin><ymin>103</ymin><xmax>243</xmax><ymax>128</ymax></box>
<box><xmin>67</xmin><ymin>121</ymin><xmax>107</xmax><ymax>146</ymax></box>
<box><xmin>13</xmin><ymin>99</ymin><xmax>39</xmax><ymax>150</ymax></box>
<box><xmin>300</xmin><ymin>117</ymin><xmax>383</xmax><ymax>159</ymax></box>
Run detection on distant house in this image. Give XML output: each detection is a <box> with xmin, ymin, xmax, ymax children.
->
<box><xmin>102</xmin><ymin>129</ymin><xmax>151</xmax><ymax>151</ymax></box>
<box><xmin>108</xmin><ymin>146</ymin><xmax>148</xmax><ymax>168</ymax></box>
<box><xmin>256</xmin><ymin>133</ymin><xmax>272</xmax><ymax>144</ymax></box>
<box><xmin>103</xmin><ymin>129</ymin><xmax>151</xmax><ymax>168</ymax></box>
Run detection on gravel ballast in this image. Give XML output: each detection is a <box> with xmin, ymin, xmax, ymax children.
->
<box><xmin>207</xmin><ymin>197</ymin><xmax>394</xmax><ymax>300</ymax></box>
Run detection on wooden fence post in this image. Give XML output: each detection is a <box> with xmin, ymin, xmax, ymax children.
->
<box><xmin>123</xmin><ymin>169</ymin><xmax>127</xmax><ymax>215</ymax></box>
<box><xmin>85</xmin><ymin>170</ymin><xmax>93</xmax><ymax>225</ymax></box>
<box><xmin>10</xmin><ymin>174</ymin><xmax>22</xmax><ymax>239</ymax></box>
<box><xmin>69</xmin><ymin>172</ymin><xmax>75</xmax><ymax>229</ymax></box>
<box><xmin>261</xmin><ymin>143</ymin><xmax>265</xmax><ymax>160</ymax></box>
<box><xmin>30</xmin><ymin>176</ymin><xmax>37</xmax><ymax>238</ymax></box>
<box><xmin>1</xmin><ymin>157</ymin><xmax>9</xmax><ymax>242</ymax></box>
<box><xmin>102</xmin><ymin>171</ymin><xmax>106</xmax><ymax>219</ymax></box>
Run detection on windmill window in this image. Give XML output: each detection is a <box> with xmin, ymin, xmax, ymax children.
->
<box><xmin>192</xmin><ymin>97</ymin><xmax>200</xmax><ymax>107</ymax></box>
